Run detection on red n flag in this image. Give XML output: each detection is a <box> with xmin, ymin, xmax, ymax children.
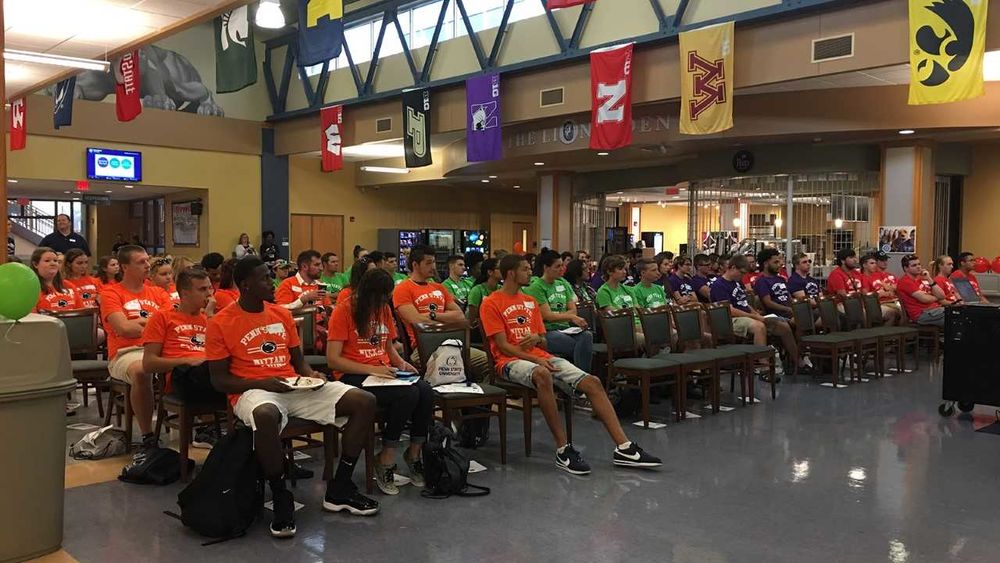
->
<box><xmin>590</xmin><ymin>43</ymin><xmax>633</xmax><ymax>151</ymax></box>
<box><xmin>548</xmin><ymin>0</ymin><xmax>595</xmax><ymax>8</ymax></box>
<box><xmin>10</xmin><ymin>97</ymin><xmax>26</xmax><ymax>151</ymax></box>
<box><xmin>321</xmin><ymin>105</ymin><xmax>343</xmax><ymax>172</ymax></box>
<box><xmin>115</xmin><ymin>50</ymin><xmax>142</xmax><ymax>122</ymax></box>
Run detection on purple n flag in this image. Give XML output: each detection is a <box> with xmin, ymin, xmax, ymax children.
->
<box><xmin>466</xmin><ymin>73</ymin><xmax>502</xmax><ymax>162</ymax></box>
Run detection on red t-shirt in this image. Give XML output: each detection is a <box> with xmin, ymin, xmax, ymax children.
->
<box><xmin>100</xmin><ymin>283</ymin><xmax>172</xmax><ymax>359</ymax></box>
<box><xmin>951</xmin><ymin>270</ymin><xmax>982</xmax><ymax>298</ymax></box>
<box><xmin>326</xmin><ymin>300</ymin><xmax>397</xmax><ymax>380</ymax></box>
<box><xmin>65</xmin><ymin>276</ymin><xmax>101</xmax><ymax>308</ymax></box>
<box><xmin>392</xmin><ymin>279</ymin><xmax>454</xmax><ymax>349</ymax></box>
<box><xmin>35</xmin><ymin>286</ymin><xmax>84</xmax><ymax>313</ymax></box>
<box><xmin>480</xmin><ymin>291</ymin><xmax>552</xmax><ymax>371</ymax></box>
<box><xmin>865</xmin><ymin>271</ymin><xmax>897</xmax><ymax>302</ymax></box>
<box><xmin>205</xmin><ymin>302</ymin><xmax>301</xmax><ymax>406</ymax></box>
<box><xmin>827</xmin><ymin>267</ymin><xmax>864</xmax><ymax>297</ymax></box>
<box><xmin>896</xmin><ymin>274</ymin><xmax>941</xmax><ymax>320</ymax></box>
<box><xmin>275</xmin><ymin>274</ymin><xmax>330</xmax><ymax>308</ymax></box>
<box><xmin>741</xmin><ymin>272</ymin><xmax>761</xmax><ymax>289</ymax></box>
<box><xmin>934</xmin><ymin>275</ymin><xmax>958</xmax><ymax>302</ymax></box>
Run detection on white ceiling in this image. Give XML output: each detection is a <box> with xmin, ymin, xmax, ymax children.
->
<box><xmin>4</xmin><ymin>0</ymin><xmax>238</xmax><ymax>97</ymax></box>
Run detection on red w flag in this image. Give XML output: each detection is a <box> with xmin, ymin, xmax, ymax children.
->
<box><xmin>115</xmin><ymin>50</ymin><xmax>142</xmax><ymax>122</ymax></box>
<box><xmin>590</xmin><ymin>43</ymin><xmax>633</xmax><ymax>151</ymax></box>
<box><xmin>321</xmin><ymin>105</ymin><xmax>343</xmax><ymax>172</ymax></box>
<box><xmin>548</xmin><ymin>0</ymin><xmax>595</xmax><ymax>8</ymax></box>
<box><xmin>10</xmin><ymin>97</ymin><xmax>26</xmax><ymax>151</ymax></box>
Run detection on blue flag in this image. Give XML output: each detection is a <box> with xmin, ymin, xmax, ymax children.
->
<box><xmin>297</xmin><ymin>0</ymin><xmax>344</xmax><ymax>67</ymax></box>
<box><xmin>53</xmin><ymin>76</ymin><xmax>76</xmax><ymax>129</ymax></box>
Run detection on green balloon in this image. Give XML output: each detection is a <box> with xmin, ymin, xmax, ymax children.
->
<box><xmin>0</xmin><ymin>262</ymin><xmax>41</xmax><ymax>321</ymax></box>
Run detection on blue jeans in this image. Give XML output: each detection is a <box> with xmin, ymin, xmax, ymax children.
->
<box><xmin>544</xmin><ymin>329</ymin><xmax>594</xmax><ymax>373</ymax></box>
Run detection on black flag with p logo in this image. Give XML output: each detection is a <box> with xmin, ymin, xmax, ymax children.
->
<box><xmin>402</xmin><ymin>88</ymin><xmax>432</xmax><ymax>168</ymax></box>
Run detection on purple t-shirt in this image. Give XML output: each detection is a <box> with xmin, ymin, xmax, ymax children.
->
<box><xmin>691</xmin><ymin>274</ymin><xmax>710</xmax><ymax>302</ymax></box>
<box><xmin>787</xmin><ymin>271</ymin><xmax>821</xmax><ymax>299</ymax></box>
<box><xmin>710</xmin><ymin>276</ymin><xmax>751</xmax><ymax>312</ymax></box>
<box><xmin>754</xmin><ymin>274</ymin><xmax>792</xmax><ymax>318</ymax></box>
<box><xmin>668</xmin><ymin>273</ymin><xmax>694</xmax><ymax>297</ymax></box>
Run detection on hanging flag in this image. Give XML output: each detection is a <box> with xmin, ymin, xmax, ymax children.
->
<box><xmin>402</xmin><ymin>88</ymin><xmax>432</xmax><ymax>168</ymax></box>
<box><xmin>53</xmin><ymin>76</ymin><xmax>76</xmax><ymax>129</ymax></box>
<box><xmin>679</xmin><ymin>21</ymin><xmax>734</xmax><ymax>135</ymax></box>
<box><xmin>297</xmin><ymin>0</ymin><xmax>344</xmax><ymax>67</ymax></box>
<box><xmin>908</xmin><ymin>0</ymin><xmax>988</xmax><ymax>105</ymax></box>
<box><xmin>590</xmin><ymin>43</ymin><xmax>633</xmax><ymax>151</ymax></box>
<box><xmin>215</xmin><ymin>6</ymin><xmax>258</xmax><ymax>93</ymax></box>
<box><xmin>10</xmin><ymin>97</ymin><xmax>26</xmax><ymax>151</ymax></box>
<box><xmin>115</xmin><ymin>50</ymin><xmax>142</xmax><ymax>122</ymax></box>
<box><xmin>548</xmin><ymin>0</ymin><xmax>595</xmax><ymax>8</ymax></box>
<box><xmin>466</xmin><ymin>73</ymin><xmax>502</xmax><ymax>162</ymax></box>
<box><xmin>321</xmin><ymin>105</ymin><xmax>343</xmax><ymax>172</ymax></box>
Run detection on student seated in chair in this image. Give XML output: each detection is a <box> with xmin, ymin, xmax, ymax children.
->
<box><xmin>480</xmin><ymin>254</ymin><xmax>661</xmax><ymax>475</ymax></box>
<box><xmin>522</xmin><ymin>250</ymin><xmax>593</xmax><ymax>372</ymax></box>
<box><xmin>207</xmin><ymin>258</ymin><xmax>379</xmax><ymax>539</ymax></box>
<box><xmin>327</xmin><ymin>268</ymin><xmax>431</xmax><ymax>496</ymax></box>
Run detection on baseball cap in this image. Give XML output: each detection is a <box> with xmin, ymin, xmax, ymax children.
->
<box><xmin>273</xmin><ymin>259</ymin><xmax>291</xmax><ymax>270</ymax></box>
<box><xmin>874</xmin><ymin>251</ymin><xmax>889</xmax><ymax>262</ymax></box>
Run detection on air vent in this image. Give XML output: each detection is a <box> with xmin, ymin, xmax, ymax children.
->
<box><xmin>812</xmin><ymin>33</ymin><xmax>854</xmax><ymax>63</ymax></box>
<box><xmin>376</xmin><ymin>117</ymin><xmax>392</xmax><ymax>133</ymax></box>
<box><xmin>540</xmin><ymin>87</ymin><xmax>564</xmax><ymax>108</ymax></box>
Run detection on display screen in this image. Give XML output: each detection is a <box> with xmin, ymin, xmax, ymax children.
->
<box><xmin>398</xmin><ymin>230</ymin><xmax>420</xmax><ymax>273</ymax></box>
<box><xmin>462</xmin><ymin>230</ymin><xmax>489</xmax><ymax>255</ymax></box>
<box><xmin>87</xmin><ymin>147</ymin><xmax>142</xmax><ymax>182</ymax></box>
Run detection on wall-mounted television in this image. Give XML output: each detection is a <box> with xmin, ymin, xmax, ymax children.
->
<box><xmin>87</xmin><ymin>147</ymin><xmax>142</xmax><ymax>182</ymax></box>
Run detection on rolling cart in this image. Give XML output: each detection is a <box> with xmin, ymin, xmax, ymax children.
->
<box><xmin>939</xmin><ymin>303</ymin><xmax>1000</xmax><ymax>416</ymax></box>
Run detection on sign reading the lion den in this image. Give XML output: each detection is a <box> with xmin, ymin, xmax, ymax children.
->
<box><xmin>908</xmin><ymin>0</ymin><xmax>988</xmax><ymax>105</ymax></box>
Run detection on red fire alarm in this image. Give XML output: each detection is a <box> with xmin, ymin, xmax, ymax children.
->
<box><xmin>16</xmin><ymin>197</ymin><xmax>29</xmax><ymax>206</ymax></box>
<box><xmin>76</xmin><ymin>180</ymin><xmax>90</xmax><ymax>191</ymax></box>
<box><xmin>665</xmin><ymin>186</ymin><xmax>680</xmax><ymax>196</ymax></box>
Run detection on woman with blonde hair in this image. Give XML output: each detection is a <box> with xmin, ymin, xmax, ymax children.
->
<box><xmin>234</xmin><ymin>232</ymin><xmax>257</xmax><ymax>259</ymax></box>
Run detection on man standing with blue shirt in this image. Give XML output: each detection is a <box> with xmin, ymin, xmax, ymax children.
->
<box><xmin>40</xmin><ymin>214</ymin><xmax>90</xmax><ymax>255</ymax></box>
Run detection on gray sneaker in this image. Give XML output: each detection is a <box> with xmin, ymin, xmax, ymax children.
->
<box><xmin>374</xmin><ymin>462</ymin><xmax>399</xmax><ymax>495</ymax></box>
<box><xmin>405</xmin><ymin>455</ymin><xmax>426</xmax><ymax>488</ymax></box>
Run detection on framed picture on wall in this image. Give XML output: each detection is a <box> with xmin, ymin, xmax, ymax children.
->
<box><xmin>172</xmin><ymin>200</ymin><xmax>200</xmax><ymax>246</ymax></box>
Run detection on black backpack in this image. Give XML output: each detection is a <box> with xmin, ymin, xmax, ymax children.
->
<box><xmin>119</xmin><ymin>447</ymin><xmax>190</xmax><ymax>486</ymax></box>
<box><xmin>456</xmin><ymin>407</ymin><xmax>491</xmax><ymax>449</ymax></box>
<box><xmin>420</xmin><ymin>423</ymin><xmax>490</xmax><ymax>499</ymax></box>
<box><xmin>173</xmin><ymin>427</ymin><xmax>262</xmax><ymax>541</ymax></box>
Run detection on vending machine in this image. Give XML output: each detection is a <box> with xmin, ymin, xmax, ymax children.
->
<box><xmin>376</xmin><ymin>229</ymin><xmax>422</xmax><ymax>273</ymax></box>
<box><xmin>423</xmin><ymin>229</ymin><xmax>459</xmax><ymax>279</ymax></box>
<box><xmin>461</xmin><ymin>230</ymin><xmax>490</xmax><ymax>258</ymax></box>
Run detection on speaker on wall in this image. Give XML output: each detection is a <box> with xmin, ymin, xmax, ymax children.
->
<box><xmin>190</xmin><ymin>201</ymin><xmax>204</xmax><ymax>216</ymax></box>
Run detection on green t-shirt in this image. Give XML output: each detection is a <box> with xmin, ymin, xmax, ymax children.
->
<box><xmin>443</xmin><ymin>277</ymin><xmax>473</xmax><ymax>302</ymax></box>
<box><xmin>631</xmin><ymin>283</ymin><xmax>669</xmax><ymax>309</ymax></box>
<box><xmin>467</xmin><ymin>283</ymin><xmax>496</xmax><ymax>307</ymax></box>
<box><xmin>596</xmin><ymin>283</ymin><xmax>637</xmax><ymax>310</ymax></box>
<box><xmin>392</xmin><ymin>272</ymin><xmax>407</xmax><ymax>286</ymax></box>
<box><xmin>523</xmin><ymin>276</ymin><xmax>576</xmax><ymax>330</ymax></box>
<box><xmin>320</xmin><ymin>273</ymin><xmax>346</xmax><ymax>294</ymax></box>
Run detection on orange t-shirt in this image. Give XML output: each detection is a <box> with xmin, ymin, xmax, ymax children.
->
<box><xmin>205</xmin><ymin>302</ymin><xmax>301</xmax><ymax>406</ymax></box>
<box><xmin>65</xmin><ymin>276</ymin><xmax>101</xmax><ymax>308</ymax></box>
<box><xmin>215</xmin><ymin>287</ymin><xmax>239</xmax><ymax>303</ymax></box>
<box><xmin>336</xmin><ymin>287</ymin><xmax>353</xmax><ymax>306</ymax></box>
<box><xmin>392</xmin><ymin>279</ymin><xmax>454</xmax><ymax>349</ymax></box>
<box><xmin>479</xmin><ymin>290</ymin><xmax>551</xmax><ymax>371</ymax></box>
<box><xmin>100</xmin><ymin>283</ymin><xmax>172</xmax><ymax>359</ymax></box>
<box><xmin>275</xmin><ymin>274</ymin><xmax>331</xmax><ymax>308</ymax></box>
<box><xmin>35</xmin><ymin>286</ymin><xmax>84</xmax><ymax>313</ymax></box>
<box><xmin>326</xmin><ymin>301</ymin><xmax>397</xmax><ymax>379</ymax></box>
<box><xmin>213</xmin><ymin>289</ymin><xmax>236</xmax><ymax>311</ymax></box>
<box><xmin>142</xmin><ymin>307</ymin><xmax>207</xmax><ymax>359</ymax></box>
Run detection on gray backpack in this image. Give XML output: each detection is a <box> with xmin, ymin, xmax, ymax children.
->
<box><xmin>69</xmin><ymin>425</ymin><xmax>128</xmax><ymax>460</ymax></box>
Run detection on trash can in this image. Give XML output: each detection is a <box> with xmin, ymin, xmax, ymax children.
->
<box><xmin>0</xmin><ymin>314</ymin><xmax>77</xmax><ymax>563</ymax></box>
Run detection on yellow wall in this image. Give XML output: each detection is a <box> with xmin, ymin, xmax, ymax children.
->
<box><xmin>638</xmin><ymin>204</ymin><xmax>688</xmax><ymax>254</ymax></box>
<box><xmin>288</xmin><ymin>156</ymin><xmax>535</xmax><ymax>253</ymax></box>
<box><xmin>963</xmin><ymin>143</ymin><xmax>1000</xmax><ymax>256</ymax></box>
<box><xmin>8</xmin><ymin>135</ymin><xmax>261</xmax><ymax>256</ymax></box>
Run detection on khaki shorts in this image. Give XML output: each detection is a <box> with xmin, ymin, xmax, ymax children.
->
<box><xmin>881</xmin><ymin>302</ymin><xmax>901</xmax><ymax>318</ymax></box>
<box><xmin>732</xmin><ymin>317</ymin><xmax>756</xmax><ymax>338</ymax></box>
<box><xmin>233</xmin><ymin>381</ymin><xmax>353</xmax><ymax>433</ymax></box>
<box><xmin>108</xmin><ymin>347</ymin><xmax>144</xmax><ymax>383</ymax></box>
<box><xmin>501</xmin><ymin>357</ymin><xmax>589</xmax><ymax>396</ymax></box>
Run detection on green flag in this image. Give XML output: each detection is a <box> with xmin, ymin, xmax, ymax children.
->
<box><xmin>214</xmin><ymin>6</ymin><xmax>257</xmax><ymax>93</ymax></box>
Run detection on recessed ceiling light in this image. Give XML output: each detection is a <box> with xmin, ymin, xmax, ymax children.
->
<box><xmin>513</xmin><ymin>185</ymin><xmax>521</xmax><ymax>189</ymax></box>
<box><xmin>360</xmin><ymin>166</ymin><xmax>410</xmax><ymax>174</ymax></box>
<box><xmin>616</xmin><ymin>191</ymin><xmax>623</xmax><ymax>194</ymax></box>
<box><xmin>489</xmin><ymin>175</ymin><xmax>498</xmax><ymax>179</ymax></box>
<box><xmin>597</xmin><ymin>152</ymin><xmax>609</xmax><ymax>156</ymax></box>
<box><xmin>7</xmin><ymin>179</ymin><xmax>17</xmax><ymax>183</ymax></box>
<box><xmin>898</xmin><ymin>129</ymin><xmax>915</xmax><ymax>135</ymax></box>
<box><xmin>481</xmin><ymin>179</ymin><xmax>490</xmax><ymax>183</ymax></box>
<box><xmin>533</xmin><ymin>162</ymin><xmax>545</xmax><ymax>166</ymax></box>
<box><xmin>124</xmin><ymin>184</ymin><xmax>134</xmax><ymax>189</ymax></box>
<box><xmin>72</xmin><ymin>197</ymin><xmax>80</xmax><ymax>201</ymax></box>
<box><xmin>105</xmin><ymin>190</ymin><xmax>113</xmax><ymax>193</ymax></box>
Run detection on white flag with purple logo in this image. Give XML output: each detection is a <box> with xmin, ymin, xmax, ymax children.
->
<box><xmin>466</xmin><ymin>73</ymin><xmax>502</xmax><ymax>162</ymax></box>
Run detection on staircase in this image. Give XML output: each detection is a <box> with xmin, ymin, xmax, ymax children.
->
<box><xmin>7</xmin><ymin>201</ymin><xmax>50</xmax><ymax>258</ymax></box>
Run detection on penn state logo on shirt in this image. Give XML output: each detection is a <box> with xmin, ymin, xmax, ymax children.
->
<box><xmin>368</xmin><ymin>334</ymin><xmax>382</xmax><ymax>347</ymax></box>
<box><xmin>82</xmin><ymin>291</ymin><xmax>92</xmax><ymax>300</ymax></box>
<box><xmin>260</xmin><ymin>341</ymin><xmax>278</xmax><ymax>354</ymax></box>
<box><xmin>139</xmin><ymin>309</ymin><xmax>151</xmax><ymax>318</ymax></box>
<box><xmin>190</xmin><ymin>334</ymin><xmax>206</xmax><ymax>347</ymax></box>
<box><xmin>57</xmin><ymin>299</ymin><xmax>69</xmax><ymax>308</ymax></box>
<box><xmin>428</xmin><ymin>303</ymin><xmax>439</xmax><ymax>313</ymax></box>
<box><xmin>516</xmin><ymin>315</ymin><xmax>527</xmax><ymax>325</ymax></box>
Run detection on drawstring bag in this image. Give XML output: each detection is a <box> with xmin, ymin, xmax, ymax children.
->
<box><xmin>425</xmin><ymin>339</ymin><xmax>467</xmax><ymax>387</ymax></box>
<box><xmin>69</xmin><ymin>425</ymin><xmax>127</xmax><ymax>460</ymax></box>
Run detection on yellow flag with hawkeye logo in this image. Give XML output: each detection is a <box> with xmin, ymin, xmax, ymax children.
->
<box><xmin>679</xmin><ymin>21</ymin><xmax>734</xmax><ymax>135</ymax></box>
<box><xmin>908</xmin><ymin>0</ymin><xmax>988</xmax><ymax>105</ymax></box>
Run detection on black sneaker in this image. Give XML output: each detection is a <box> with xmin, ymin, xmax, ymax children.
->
<box><xmin>269</xmin><ymin>489</ymin><xmax>296</xmax><ymax>539</ymax></box>
<box><xmin>192</xmin><ymin>426</ymin><xmax>219</xmax><ymax>449</ymax></box>
<box><xmin>613</xmin><ymin>442</ymin><xmax>662</xmax><ymax>468</ymax></box>
<box><xmin>555</xmin><ymin>444</ymin><xmax>591</xmax><ymax>475</ymax></box>
<box><xmin>285</xmin><ymin>462</ymin><xmax>314</xmax><ymax>481</ymax></box>
<box><xmin>323</xmin><ymin>488</ymin><xmax>380</xmax><ymax>516</ymax></box>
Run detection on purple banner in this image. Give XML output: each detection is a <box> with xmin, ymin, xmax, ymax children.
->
<box><xmin>466</xmin><ymin>73</ymin><xmax>502</xmax><ymax>162</ymax></box>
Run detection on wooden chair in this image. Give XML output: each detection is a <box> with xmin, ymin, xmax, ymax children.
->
<box><xmin>104</xmin><ymin>379</ymin><xmax>134</xmax><ymax>449</ymax></box>
<box><xmin>154</xmin><ymin>392</ymin><xmax>228</xmax><ymax>482</ymax></box>
<box><xmin>599</xmin><ymin>308</ymin><xmax>681</xmax><ymax>426</ymax></box>
<box><xmin>840</xmin><ymin>294</ymin><xmax>884</xmax><ymax>379</ymax></box>
<box><xmin>702</xmin><ymin>302</ymin><xmax>777</xmax><ymax>401</ymax></box>
<box><xmin>896</xmin><ymin>301</ymin><xmax>941</xmax><ymax>365</ymax></box>
<box><xmin>478</xmin><ymin>324</ymin><xmax>573</xmax><ymax>457</ymax></box>
<box><xmin>49</xmin><ymin>308</ymin><xmax>109</xmax><ymax>417</ymax></box>
<box><xmin>860</xmin><ymin>293</ymin><xmax>918</xmax><ymax>374</ymax></box>
<box><xmin>414</xmin><ymin>321</ymin><xmax>507</xmax><ymax>464</ymax></box>
<box><xmin>291</xmin><ymin>307</ymin><xmax>329</xmax><ymax>373</ymax></box>
<box><xmin>795</xmin><ymin>298</ymin><xmax>860</xmax><ymax>388</ymax></box>
<box><xmin>668</xmin><ymin>304</ymin><xmax>749</xmax><ymax>415</ymax></box>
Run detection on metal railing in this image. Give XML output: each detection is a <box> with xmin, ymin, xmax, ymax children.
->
<box><xmin>7</xmin><ymin>202</ymin><xmax>55</xmax><ymax>241</ymax></box>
